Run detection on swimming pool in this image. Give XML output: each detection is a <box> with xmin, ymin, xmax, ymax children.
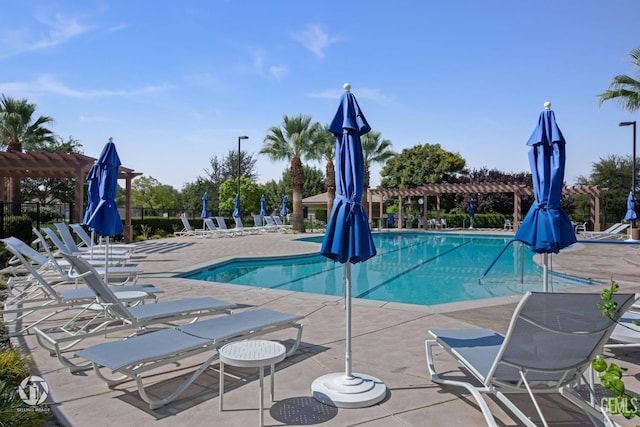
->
<box><xmin>181</xmin><ymin>232</ymin><xmax>591</xmax><ymax>306</ymax></box>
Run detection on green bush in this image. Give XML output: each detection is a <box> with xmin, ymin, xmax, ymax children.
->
<box><xmin>314</xmin><ymin>208</ymin><xmax>327</xmax><ymax>223</ymax></box>
<box><xmin>5</xmin><ymin>216</ymin><xmax>33</xmax><ymax>243</ymax></box>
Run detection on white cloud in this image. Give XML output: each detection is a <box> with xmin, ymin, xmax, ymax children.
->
<box><xmin>28</xmin><ymin>12</ymin><xmax>91</xmax><ymax>50</ymax></box>
<box><xmin>292</xmin><ymin>24</ymin><xmax>340</xmax><ymax>59</ymax></box>
<box><xmin>308</xmin><ymin>86</ymin><xmax>395</xmax><ymax>105</ymax></box>
<box><xmin>0</xmin><ymin>75</ymin><xmax>173</xmax><ymax>99</ymax></box>
<box><xmin>269</xmin><ymin>65</ymin><xmax>288</xmax><ymax>80</ymax></box>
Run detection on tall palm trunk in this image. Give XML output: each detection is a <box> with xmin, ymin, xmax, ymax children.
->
<box><xmin>7</xmin><ymin>137</ymin><xmax>22</xmax><ymax>215</ymax></box>
<box><xmin>290</xmin><ymin>156</ymin><xmax>305</xmax><ymax>232</ymax></box>
<box><xmin>326</xmin><ymin>160</ymin><xmax>335</xmax><ymax>217</ymax></box>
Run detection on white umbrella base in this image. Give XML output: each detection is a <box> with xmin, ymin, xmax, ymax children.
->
<box><xmin>311</xmin><ymin>372</ymin><xmax>387</xmax><ymax>408</ymax></box>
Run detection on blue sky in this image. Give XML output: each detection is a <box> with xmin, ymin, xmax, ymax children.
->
<box><xmin>1</xmin><ymin>1</ymin><xmax>639</xmax><ymax>190</ymax></box>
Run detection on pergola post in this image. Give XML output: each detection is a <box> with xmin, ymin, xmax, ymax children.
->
<box><xmin>397</xmin><ymin>196</ymin><xmax>403</xmax><ymax>229</ymax></box>
<box><xmin>125</xmin><ymin>174</ymin><xmax>133</xmax><ymax>243</ymax></box>
<box><xmin>74</xmin><ymin>167</ymin><xmax>85</xmax><ymax>224</ymax></box>
<box><xmin>513</xmin><ymin>191</ymin><xmax>521</xmax><ymax>232</ymax></box>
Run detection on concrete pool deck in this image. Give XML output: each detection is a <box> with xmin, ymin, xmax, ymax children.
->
<box><xmin>7</xmin><ymin>229</ymin><xmax>640</xmax><ymax>426</ymax></box>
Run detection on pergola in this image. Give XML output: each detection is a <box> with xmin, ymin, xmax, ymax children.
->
<box><xmin>368</xmin><ymin>183</ymin><xmax>604</xmax><ymax>232</ymax></box>
<box><xmin>0</xmin><ymin>151</ymin><xmax>142</xmax><ymax>242</ymax></box>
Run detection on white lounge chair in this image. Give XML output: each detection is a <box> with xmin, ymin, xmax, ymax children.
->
<box><xmin>69</xmin><ymin>223</ymin><xmax>137</xmax><ymax>254</ymax></box>
<box><xmin>580</xmin><ymin>223</ymin><xmax>630</xmax><ymax>240</ymax></box>
<box><xmin>174</xmin><ymin>215</ymin><xmax>205</xmax><ymax>237</ymax></box>
<box><xmin>426</xmin><ymin>291</ymin><xmax>636</xmax><ymax>427</ymax></box>
<box><xmin>215</xmin><ymin>216</ymin><xmax>244</xmax><ymax>235</ymax></box>
<box><xmin>75</xmin><ymin>308</ymin><xmax>304</xmax><ymax>409</ymax></box>
<box><xmin>0</xmin><ymin>238</ymin><xmax>163</xmax><ymax>336</ymax></box>
<box><xmin>54</xmin><ymin>222</ymin><xmax>132</xmax><ymax>257</ymax></box>
<box><xmin>41</xmin><ymin>227</ymin><xmax>131</xmax><ymax>264</ymax></box>
<box><xmin>607</xmin><ymin>308</ymin><xmax>640</xmax><ymax>349</ymax></box>
<box><xmin>504</xmin><ymin>219</ymin><xmax>513</xmax><ymax>230</ymax></box>
<box><xmin>39</xmin><ymin>228</ymin><xmax>140</xmax><ymax>284</ymax></box>
<box><xmin>254</xmin><ymin>214</ymin><xmax>277</xmax><ymax>232</ymax></box>
<box><xmin>272</xmin><ymin>215</ymin><xmax>292</xmax><ymax>230</ymax></box>
<box><xmin>233</xmin><ymin>216</ymin><xmax>260</xmax><ymax>234</ymax></box>
<box><xmin>34</xmin><ymin>252</ymin><xmax>236</xmax><ymax>372</ymax></box>
<box><xmin>202</xmin><ymin>217</ymin><xmax>235</xmax><ymax>237</ymax></box>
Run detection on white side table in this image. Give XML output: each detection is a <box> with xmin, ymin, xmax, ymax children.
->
<box><xmin>219</xmin><ymin>340</ymin><xmax>286</xmax><ymax>426</ymax></box>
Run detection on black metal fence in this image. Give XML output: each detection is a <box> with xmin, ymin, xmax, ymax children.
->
<box><xmin>0</xmin><ymin>202</ymin><xmax>70</xmax><ymax>238</ymax></box>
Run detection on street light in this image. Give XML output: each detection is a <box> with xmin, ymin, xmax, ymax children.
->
<box><xmin>619</xmin><ymin>121</ymin><xmax>636</xmax><ymax>228</ymax></box>
<box><xmin>237</xmin><ymin>136</ymin><xmax>249</xmax><ymax>197</ymax></box>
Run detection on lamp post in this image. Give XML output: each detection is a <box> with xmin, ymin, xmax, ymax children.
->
<box><xmin>619</xmin><ymin>121</ymin><xmax>636</xmax><ymax>228</ymax></box>
<box><xmin>237</xmin><ymin>136</ymin><xmax>249</xmax><ymax>198</ymax></box>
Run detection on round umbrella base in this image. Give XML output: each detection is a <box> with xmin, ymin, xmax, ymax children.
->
<box><xmin>311</xmin><ymin>372</ymin><xmax>387</xmax><ymax>408</ymax></box>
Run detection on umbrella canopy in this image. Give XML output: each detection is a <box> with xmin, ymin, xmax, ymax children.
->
<box><xmin>624</xmin><ymin>191</ymin><xmax>637</xmax><ymax>222</ymax></box>
<box><xmin>260</xmin><ymin>194</ymin><xmax>267</xmax><ymax>217</ymax></box>
<box><xmin>313</xmin><ymin>84</ymin><xmax>385</xmax><ymax>408</ymax></box>
<box><xmin>232</xmin><ymin>194</ymin><xmax>240</xmax><ymax>218</ymax></box>
<box><xmin>83</xmin><ymin>162</ymin><xmax>100</xmax><ymax>225</ymax></box>
<box><xmin>85</xmin><ymin>139</ymin><xmax>123</xmax><ymax>238</ymax></box>
<box><xmin>514</xmin><ymin>103</ymin><xmax>576</xmax><ymax>291</ymax></box>
<box><xmin>280</xmin><ymin>195</ymin><xmax>288</xmax><ymax>217</ymax></box>
<box><xmin>200</xmin><ymin>192</ymin><xmax>209</xmax><ymax>219</ymax></box>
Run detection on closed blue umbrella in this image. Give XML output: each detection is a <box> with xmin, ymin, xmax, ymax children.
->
<box><xmin>232</xmin><ymin>194</ymin><xmax>240</xmax><ymax>218</ymax></box>
<box><xmin>83</xmin><ymin>161</ymin><xmax>100</xmax><ymax>257</ymax></box>
<box><xmin>86</xmin><ymin>137</ymin><xmax>124</xmax><ymax>279</ymax></box>
<box><xmin>624</xmin><ymin>191</ymin><xmax>637</xmax><ymax>222</ymax></box>
<box><xmin>201</xmin><ymin>192</ymin><xmax>209</xmax><ymax>230</ymax></box>
<box><xmin>312</xmin><ymin>84</ymin><xmax>385</xmax><ymax>408</ymax></box>
<box><xmin>200</xmin><ymin>192</ymin><xmax>209</xmax><ymax>219</ymax></box>
<box><xmin>514</xmin><ymin>102</ymin><xmax>576</xmax><ymax>291</ymax></box>
<box><xmin>259</xmin><ymin>194</ymin><xmax>267</xmax><ymax>217</ymax></box>
<box><xmin>469</xmin><ymin>199</ymin><xmax>475</xmax><ymax>229</ymax></box>
<box><xmin>280</xmin><ymin>195</ymin><xmax>288</xmax><ymax>218</ymax></box>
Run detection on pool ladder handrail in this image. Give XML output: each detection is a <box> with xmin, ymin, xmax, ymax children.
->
<box><xmin>479</xmin><ymin>238</ymin><xmax>525</xmax><ymax>285</ymax></box>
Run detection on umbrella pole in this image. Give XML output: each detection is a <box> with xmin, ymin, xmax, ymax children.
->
<box><xmin>104</xmin><ymin>236</ymin><xmax>109</xmax><ymax>282</ymax></box>
<box><xmin>345</xmin><ymin>262</ymin><xmax>352</xmax><ymax>379</ymax></box>
<box><xmin>90</xmin><ymin>231</ymin><xmax>95</xmax><ymax>259</ymax></box>
<box><xmin>542</xmin><ymin>253</ymin><xmax>549</xmax><ymax>292</ymax></box>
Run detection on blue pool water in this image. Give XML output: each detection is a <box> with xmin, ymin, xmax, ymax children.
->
<box><xmin>181</xmin><ymin>232</ymin><xmax>591</xmax><ymax>306</ymax></box>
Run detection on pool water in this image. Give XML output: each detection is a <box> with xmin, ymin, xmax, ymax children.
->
<box><xmin>182</xmin><ymin>232</ymin><xmax>590</xmax><ymax>306</ymax></box>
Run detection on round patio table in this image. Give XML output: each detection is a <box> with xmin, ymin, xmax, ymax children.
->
<box><xmin>218</xmin><ymin>340</ymin><xmax>286</xmax><ymax>426</ymax></box>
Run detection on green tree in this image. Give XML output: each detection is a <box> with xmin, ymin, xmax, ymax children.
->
<box><xmin>380</xmin><ymin>143</ymin><xmax>466</xmax><ymax>189</ymax></box>
<box><xmin>456</xmin><ymin>168</ymin><xmax>534</xmax><ymax>216</ymax></box>
<box><xmin>21</xmin><ymin>136</ymin><xmax>84</xmax><ymax>204</ymax></box>
<box><xmin>218</xmin><ymin>177</ymin><xmax>265</xmax><ymax>216</ymax></box>
<box><xmin>0</xmin><ymin>95</ymin><xmax>55</xmax><ymax>210</ymax></box>
<box><xmin>308</xmin><ymin>124</ymin><xmax>336</xmax><ymax>214</ymax></box>
<box><xmin>361</xmin><ymin>130</ymin><xmax>395</xmax><ymax>191</ymax></box>
<box><xmin>179</xmin><ymin>178</ymin><xmax>216</xmax><ymax>213</ymax></box>
<box><xmin>260</xmin><ymin>114</ymin><xmax>320</xmax><ymax>232</ymax></box>
<box><xmin>197</xmin><ymin>150</ymin><xmax>258</xmax><ymax>213</ymax></box>
<box><xmin>598</xmin><ymin>46</ymin><xmax>640</xmax><ymax>112</ymax></box>
<box><xmin>131</xmin><ymin>176</ymin><xmax>179</xmax><ymax>209</ymax></box>
<box><xmin>576</xmin><ymin>154</ymin><xmax>633</xmax><ymax>223</ymax></box>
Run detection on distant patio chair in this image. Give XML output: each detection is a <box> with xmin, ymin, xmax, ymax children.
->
<box><xmin>504</xmin><ymin>219</ymin><xmax>513</xmax><ymax>230</ymax></box>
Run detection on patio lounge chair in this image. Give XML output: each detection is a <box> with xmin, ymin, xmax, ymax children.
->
<box><xmin>272</xmin><ymin>215</ymin><xmax>292</xmax><ymax>230</ymax></box>
<box><xmin>41</xmin><ymin>227</ymin><xmax>131</xmax><ymax>264</ymax></box>
<box><xmin>34</xmin><ymin>253</ymin><xmax>236</xmax><ymax>372</ymax></box>
<box><xmin>426</xmin><ymin>291</ymin><xmax>636</xmax><ymax>427</ymax></box>
<box><xmin>0</xmin><ymin>238</ymin><xmax>163</xmax><ymax>336</ymax></box>
<box><xmin>54</xmin><ymin>222</ymin><xmax>132</xmax><ymax>257</ymax></box>
<box><xmin>606</xmin><ymin>308</ymin><xmax>640</xmax><ymax>349</ymax></box>
<box><xmin>174</xmin><ymin>215</ymin><xmax>205</xmax><ymax>237</ymax></box>
<box><xmin>215</xmin><ymin>216</ymin><xmax>245</xmax><ymax>235</ymax></box>
<box><xmin>76</xmin><ymin>308</ymin><xmax>304</xmax><ymax>409</ymax></box>
<box><xmin>202</xmin><ymin>218</ymin><xmax>235</xmax><ymax>237</ymax></box>
<box><xmin>254</xmin><ymin>214</ymin><xmax>277</xmax><ymax>232</ymax></box>
<box><xmin>580</xmin><ymin>223</ymin><xmax>630</xmax><ymax>240</ymax></box>
<box><xmin>69</xmin><ymin>223</ymin><xmax>137</xmax><ymax>254</ymax></box>
<box><xmin>39</xmin><ymin>228</ymin><xmax>140</xmax><ymax>284</ymax></box>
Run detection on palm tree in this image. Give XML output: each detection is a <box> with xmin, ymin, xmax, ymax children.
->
<box><xmin>308</xmin><ymin>123</ymin><xmax>336</xmax><ymax>217</ymax></box>
<box><xmin>598</xmin><ymin>46</ymin><xmax>640</xmax><ymax>111</ymax></box>
<box><xmin>0</xmin><ymin>95</ymin><xmax>55</xmax><ymax>212</ymax></box>
<box><xmin>361</xmin><ymin>130</ymin><xmax>395</xmax><ymax>192</ymax></box>
<box><xmin>260</xmin><ymin>114</ymin><xmax>318</xmax><ymax>232</ymax></box>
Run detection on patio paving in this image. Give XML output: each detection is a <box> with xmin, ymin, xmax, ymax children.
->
<box><xmin>6</xmin><ymin>229</ymin><xmax>640</xmax><ymax>426</ymax></box>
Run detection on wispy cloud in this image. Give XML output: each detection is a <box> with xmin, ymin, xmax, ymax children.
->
<box><xmin>0</xmin><ymin>75</ymin><xmax>173</xmax><ymax>99</ymax></box>
<box><xmin>269</xmin><ymin>65</ymin><xmax>288</xmax><ymax>80</ymax></box>
<box><xmin>0</xmin><ymin>10</ymin><xmax>92</xmax><ymax>59</ymax></box>
<box><xmin>308</xmin><ymin>86</ymin><xmax>396</xmax><ymax>105</ymax></box>
<box><xmin>292</xmin><ymin>24</ymin><xmax>341</xmax><ymax>59</ymax></box>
